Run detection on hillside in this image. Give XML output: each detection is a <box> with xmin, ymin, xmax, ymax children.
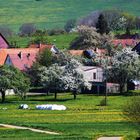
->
<box><xmin>0</xmin><ymin>0</ymin><xmax>140</xmax><ymax>31</ymax></box>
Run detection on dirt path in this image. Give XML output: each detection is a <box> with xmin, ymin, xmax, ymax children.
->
<box><xmin>0</xmin><ymin>124</ymin><xmax>59</xmax><ymax>135</ymax></box>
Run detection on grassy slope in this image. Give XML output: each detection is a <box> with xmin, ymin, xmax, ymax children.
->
<box><xmin>0</xmin><ymin>94</ymin><xmax>139</xmax><ymax>140</ymax></box>
<box><xmin>7</xmin><ymin>33</ymin><xmax>77</xmax><ymax>49</ymax></box>
<box><xmin>0</xmin><ymin>0</ymin><xmax>140</xmax><ymax>31</ymax></box>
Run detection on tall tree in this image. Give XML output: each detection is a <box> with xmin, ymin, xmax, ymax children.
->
<box><xmin>70</xmin><ymin>25</ymin><xmax>101</xmax><ymax>50</ymax></box>
<box><xmin>106</xmin><ymin>48</ymin><xmax>140</xmax><ymax>93</ymax></box>
<box><xmin>0</xmin><ymin>65</ymin><xmax>30</xmax><ymax>103</ymax></box>
<box><xmin>96</xmin><ymin>14</ymin><xmax>110</xmax><ymax>34</ymax></box>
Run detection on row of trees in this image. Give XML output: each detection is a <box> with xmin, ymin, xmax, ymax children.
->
<box><xmin>28</xmin><ymin>50</ymin><xmax>91</xmax><ymax>100</ymax></box>
<box><xmin>78</xmin><ymin>10</ymin><xmax>140</xmax><ymax>32</ymax></box>
<box><xmin>1</xmin><ymin>10</ymin><xmax>139</xmax><ymax>38</ymax></box>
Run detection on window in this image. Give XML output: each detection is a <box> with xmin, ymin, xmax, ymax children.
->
<box><xmin>93</xmin><ymin>73</ymin><xmax>96</xmax><ymax>79</ymax></box>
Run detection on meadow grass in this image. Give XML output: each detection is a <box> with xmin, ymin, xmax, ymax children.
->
<box><xmin>7</xmin><ymin>33</ymin><xmax>77</xmax><ymax>49</ymax></box>
<box><xmin>0</xmin><ymin>0</ymin><xmax>140</xmax><ymax>31</ymax></box>
<box><xmin>0</xmin><ymin>94</ymin><xmax>139</xmax><ymax>140</ymax></box>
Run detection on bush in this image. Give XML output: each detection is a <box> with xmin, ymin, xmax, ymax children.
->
<box><xmin>123</xmin><ymin>96</ymin><xmax>140</xmax><ymax>123</ymax></box>
<box><xmin>64</xmin><ymin>19</ymin><xmax>76</xmax><ymax>32</ymax></box>
<box><xmin>19</xmin><ymin>23</ymin><xmax>37</xmax><ymax>36</ymax></box>
<box><xmin>126</xmin><ymin>90</ymin><xmax>140</xmax><ymax>96</ymax></box>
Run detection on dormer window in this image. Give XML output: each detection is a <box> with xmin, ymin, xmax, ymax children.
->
<box><xmin>18</xmin><ymin>52</ymin><xmax>22</xmax><ymax>59</ymax></box>
<box><xmin>27</xmin><ymin>53</ymin><xmax>30</xmax><ymax>59</ymax></box>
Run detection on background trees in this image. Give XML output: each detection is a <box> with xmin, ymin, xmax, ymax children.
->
<box><xmin>70</xmin><ymin>25</ymin><xmax>113</xmax><ymax>52</ymax></box>
<box><xmin>0</xmin><ymin>65</ymin><xmax>30</xmax><ymax>103</ymax></box>
<box><xmin>19</xmin><ymin>23</ymin><xmax>36</xmax><ymax>36</ymax></box>
<box><xmin>70</xmin><ymin>25</ymin><xmax>101</xmax><ymax>50</ymax></box>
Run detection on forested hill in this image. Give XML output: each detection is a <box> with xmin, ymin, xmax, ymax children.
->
<box><xmin>0</xmin><ymin>0</ymin><xmax>140</xmax><ymax>31</ymax></box>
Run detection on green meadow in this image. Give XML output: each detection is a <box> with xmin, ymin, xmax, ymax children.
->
<box><xmin>0</xmin><ymin>0</ymin><xmax>140</xmax><ymax>31</ymax></box>
<box><xmin>7</xmin><ymin>33</ymin><xmax>78</xmax><ymax>49</ymax></box>
<box><xmin>0</xmin><ymin>94</ymin><xmax>139</xmax><ymax>140</ymax></box>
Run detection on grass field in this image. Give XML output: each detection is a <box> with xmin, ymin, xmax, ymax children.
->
<box><xmin>0</xmin><ymin>94</ymin><xmax>139</xmax><ymax>140</ymax></box>
<box><xmin>7</xmin><ymin>33</ymin><xmax>77</xmax><ymax>49</ymax></box>
<box><xmin>0</xmin><ymin>0</ymin><xmax>140</xmax><ymax>31</ymax></box>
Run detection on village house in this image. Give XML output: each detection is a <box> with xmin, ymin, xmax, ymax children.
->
<box><xmin>0</xmin><ymin>33</ymin><xmax>59</xmax><ymax>70</ymax></box>
<box><xmin>79</xmin><ymin>66</ymin><xmax>120</xmax><ymax>94</ymax></box>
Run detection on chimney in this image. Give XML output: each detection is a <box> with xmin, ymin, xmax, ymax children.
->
<box><xmin>18</xmin><ymin>52</ymin><xmax>22</xmax><ymax>59</ymax></box>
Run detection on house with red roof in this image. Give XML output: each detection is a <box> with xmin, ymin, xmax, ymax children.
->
<box><xmin>0</xmin><ymin>43</ymin><xmax>59</xmax><ymax>71</ymax></box>
<box><xmin>1</xmin><ymin>48</ymin><xmax>39</xmax><ymax>71</ymax></box>
<box><xmin>0</xmin><ymin>33</ymin><xmax>9</xmax><ymax>49</ymax></box>
<box><xmin>112</xmin><ymin>39</ymin><xmax>139</xmax><ymax>48</ymax></box>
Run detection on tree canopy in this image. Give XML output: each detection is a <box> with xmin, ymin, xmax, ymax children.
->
<box><xmin>106</xmin><ymin>48</ymin><xmax>140</xmax><ymax>93</ymax></box>
<box><xmin>38</xmin><ymin>58</ymin><xmax>91</xmax><ymax>99</ymax></box>
<box><xmin>0</xmin><ymin>65</ymin><xmax>30</xmax><ymax>102</ymax></box>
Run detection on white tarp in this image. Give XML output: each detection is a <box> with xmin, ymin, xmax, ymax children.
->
<box><xmin>36</xmin><ymin>104</ymin><xmax>66</xmax><ymax>110</ymax></box>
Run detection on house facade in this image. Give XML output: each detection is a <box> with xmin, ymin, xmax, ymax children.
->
<box><xmin>80</xmin><ymin>66</ymin><xmax>120</xmax><ymax>94</ymax></box>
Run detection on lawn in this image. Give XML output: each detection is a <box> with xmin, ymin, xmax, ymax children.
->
<box><xmin>0</xmin><ymin>94</ymin><xmax>139</xmax><ymax>140</ymax></box>
<box><xmin>0</xmin><ymin>0</ymin><xmax>140</xmax><ymax>31</ymax></box>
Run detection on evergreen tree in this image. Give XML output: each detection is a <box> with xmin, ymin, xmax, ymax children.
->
<box><xmin>96</xmin><ymin>14</ymin><xmax>110</xmax><ymax>34</ymax></box>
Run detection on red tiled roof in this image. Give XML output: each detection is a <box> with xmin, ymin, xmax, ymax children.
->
<box><xmin>0</xmin><ymin>48</ymin><xmax>39</xmax><ymax>70</ymax></box>
<box><xmin>112</xmin><ymin>39</ymin><xmax>139</xmax><ymax>48</ymax></box>
<box><xmin>7</xmin><ymin>53</ymin><xmax>37</xmax><ymax>71</ymax></box>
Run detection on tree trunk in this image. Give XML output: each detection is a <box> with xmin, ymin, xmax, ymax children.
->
<box><xmin>54</xmin><ymin>92</ymin><xmax>57</xmax><ymax>100</ymax></box>
<box><xmin>73</xmin><ymin>90</ymin><xmax>77</xmax><ymax>100</ymax></box>
<box><xmin>1</xmin><ymin>90</ymin><xmax>5</xmax><ymax>103</ymax></box>
<box><xmin>22</xmin><ymin>93</ymin><xmax>26</xmax><ymax>100</ymax></box>
<box><xmin>120</xmin><ymin>85</ymin><xmax>123</xmax><ymax>94</ymax></box>
<box><xmin>73</xmin><ymin>93</ymin><xmax>77</xmax><ymax>100</ymax></box>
